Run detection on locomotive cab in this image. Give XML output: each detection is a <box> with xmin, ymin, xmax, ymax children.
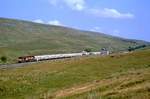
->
<box><xmin>18</xmin><ymin>56</ymin><xmax>35</xmax><ymax>63</ymax></box>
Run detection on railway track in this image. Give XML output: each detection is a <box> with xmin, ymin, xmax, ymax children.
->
<box><xmin>0</xmin><ymin>54</ymin><xmax>84</xmax><ymax>69</ymax></box>
<box><xmin>0</xmin><ymin>56</ymin><xmax>80</xmax><ymax>69</ymax></box>
<box><xmin>0</xmin><ymin>62</ymin><xmax>37</xmax><ymax>69</ymax></box>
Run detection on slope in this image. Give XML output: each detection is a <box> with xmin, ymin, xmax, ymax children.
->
<box><xmin>0</xmin><ymin>18</ymin><xmax>149</xmax><ymax>63</ymax></box>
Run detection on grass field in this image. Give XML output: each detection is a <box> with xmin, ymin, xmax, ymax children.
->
<box><xmin>62</xmin><ymin>68</ymin><xmax>150</xmax><ymax>99</ymax></box>
<box><xmin>0</xmin><ymin>49</ymin><xmax>150</xmax><ymax>99</ymax></box>
<box><xmin>0</xmin><ymin>18</ymin><xmax>149</xmax><ymax>64</ymax></box>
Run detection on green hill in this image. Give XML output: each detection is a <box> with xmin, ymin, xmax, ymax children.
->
<box><xmin>0</xmin><ymin>49</ymin><xmax>150</xmax><ymax>99</ymax></box>
<box><xmin>0</xmin><ymin>18</ymin><xmax>149</xmax><ymax>63</ymax></box>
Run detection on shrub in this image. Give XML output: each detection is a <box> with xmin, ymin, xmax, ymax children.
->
<box><xmin>0</xmin><ymin>56</ymin><xmax>7</xmax><ymax>63</ymax></box>
<box><xmin>84</xmin><ymin>48</ymin><xmax>92</xmax><ymax>52</ymax></box>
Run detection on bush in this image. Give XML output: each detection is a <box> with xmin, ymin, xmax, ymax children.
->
<box><xmin>128</xmin><ymin>45</ymin><xmax>147</xmax><ymax>52</ymax></box>
<box><xmin>0</xmin><ymin>56</ymin><xmax>7</xmax><ymax>63</ymax></box>
<box><xmin>84</xmin><ymin>48</ymin><xmax>92</xmax><ymax>52</ymax></box>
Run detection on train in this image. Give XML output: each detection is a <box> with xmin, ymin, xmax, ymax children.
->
<box><xmin>18</xmin><ymin>51</ymin><xmax>109</xmax><ymax>63</ymax></box>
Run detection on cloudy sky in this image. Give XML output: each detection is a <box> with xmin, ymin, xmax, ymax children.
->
<box><xmin>0</xmin><ymin>0</ymin><xmax>150</xmax><ymax>41</ymax></box>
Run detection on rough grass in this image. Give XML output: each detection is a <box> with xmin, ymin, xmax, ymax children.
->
<box><xmin>62</xmin><ymin>68</ymin><xmax>150</xmax><ymax>99</ymax></box>
<box><xmin>0</xmin><ymin>50</ymin><xmax>150</xmax><ymax>99</ymax></box>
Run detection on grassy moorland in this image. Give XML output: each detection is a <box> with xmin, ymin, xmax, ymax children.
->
<box><xmin>62</xmin><ymin>68</ymin><xmax>150</xmax><ymax>99</ymax></box>
<box><xmin>0</xmin><ymin>49</ymin><xmax>150</xmax><ymax>99</ymax></box>
<box><xmin>0</xmin><ymin>18</ymin><xmax>149</xmax><ymax>64</ymax></box>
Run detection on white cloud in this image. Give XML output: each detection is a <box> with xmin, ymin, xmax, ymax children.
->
<box><xmin>90</xmin><ymin>27</ymin><xmax>121</xmax><ymax>37</ymax></box>
<box><xmin>33</xmin><ymin>19</ymin><xmax>45</xmax><ymax>24</ymax></box>
<box><xmin>49</xmin><ymin>0</ymin><xmax>86</xmax><ymax>11</ymax></box>
<box><xmin>49</xmin><ymin>0</ymin><xmax>134</xmax><ymax>19</ymax></box>
<box><xmin>33</xmin><ymin>19</ymin><xmax>63</xmax><ymax>26</ymax></box>
<box><xmin>49</xmin><ymin>0</ymin><xmax>58</xmax><ymax>6</ymax></box>
<box><xmin>89</xmin><ymin>8</ymin><xmax>134</xmax><ymax>19</ymax></box>
<box><xmin>48</xmin><ymin>20</ymin><xmax>62</xmax><ymax>26</ymax></box>
<box><xmin>90</xmin><ymin>26</ymin><xmax>102</xmax><ymax>32</ymax></box>
<box><xmin>112</xmin><ymin>29</ymin><xmax>120</xmax><ymax>36</ymax></box>
<box><xmin>64</xmin><ymin>0</ymin><xmax>85</xmax><ymax>11</ymax></box>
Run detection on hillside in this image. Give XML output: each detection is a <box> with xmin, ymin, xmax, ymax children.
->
<box><xmin>0</xmin><ymin>18</ymin><xmax>149</xmax><ymax>63</ymax></box>
<box><xmin>0</xmin><ymin>49</ymin><xmax>150</xmax><ymax>99</ymax></box>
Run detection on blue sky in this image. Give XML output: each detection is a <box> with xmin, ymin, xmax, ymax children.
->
<box><xmin>0</xmin><ymin>0</ymin><xmax>150</xmax><ymax>42</ymax></box>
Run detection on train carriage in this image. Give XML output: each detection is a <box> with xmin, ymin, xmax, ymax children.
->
<box><xmin>17</xmin><ymin>50</ymin><xmax>109</xmax><ymax>63</ymax></box>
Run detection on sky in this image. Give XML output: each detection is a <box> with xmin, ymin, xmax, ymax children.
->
<box><xmin>0</xmin><ymin>0</ymin><xmax>150</xmax><ymax>42</ymax></box>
